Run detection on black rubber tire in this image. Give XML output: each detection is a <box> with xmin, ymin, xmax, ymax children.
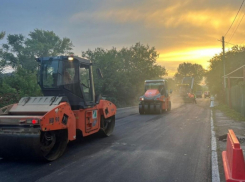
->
<box><xmin>100</xmin><ymin>115</ymin><xmax>115</xmax><ymax>137</ymax></box>
<box><xmin>40</xmin><ymin>130</ymin><xmax>68</xmax><ymax>161</ymax></box>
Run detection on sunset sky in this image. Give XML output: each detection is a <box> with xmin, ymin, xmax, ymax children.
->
<box><xmin>1</xmin><ymin>0</ymin><xmax>244</xmax><ymax>76</ymax></box>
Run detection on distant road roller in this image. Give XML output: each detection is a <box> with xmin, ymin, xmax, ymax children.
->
<box><xmin>0</xmin><ymin>56</ymin><xmax>116</xmax><ymax>161</ymax></box>
<box><xmin>139</xmin><ymin>80</ymin><xmax>171</xmax><ymax>114</ymax></box>
<box><xmin>177</xmin><ymin>77</ymin><xmax>194</xmax><ymax>102</ymax></box>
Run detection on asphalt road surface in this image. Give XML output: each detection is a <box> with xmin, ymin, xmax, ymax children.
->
<box><xmin>0</xmin><ymin>98</ymin><xmax>211</xmax><ymax>182</ymax></box>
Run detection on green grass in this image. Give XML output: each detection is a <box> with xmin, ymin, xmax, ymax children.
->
<box><xmin>215</xmin><ymin>104</ymin><xmax>245</xmax><ymax>121</ymax></box>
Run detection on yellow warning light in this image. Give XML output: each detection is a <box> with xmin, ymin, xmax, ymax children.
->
<box><xmin>68</xmin><ymin>57</ymin><xmax>74</xmax><ymax>61</ymax></box>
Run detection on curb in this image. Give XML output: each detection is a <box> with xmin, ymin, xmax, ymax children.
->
<box><xmin>211</xmin><ymin>109</ymin><xmax>221</xmax><ymax>182</ymax></box>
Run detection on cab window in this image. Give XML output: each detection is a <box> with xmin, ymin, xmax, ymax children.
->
<box><xmin>79</xmin><ymin>66</ymin><xmax>92</xmax><ymax>101</ymax></box>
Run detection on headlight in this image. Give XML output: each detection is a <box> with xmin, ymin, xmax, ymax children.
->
<box><xmin>140</xmin><ymin>97</ymin><xmax>144</xmax><ymax>101</ymax></box>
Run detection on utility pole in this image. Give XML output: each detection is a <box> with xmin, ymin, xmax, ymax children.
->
<box><xmin>222</xmin><ymin>36</ymin><xmax>226</xmax><ymax>88</ymax></box>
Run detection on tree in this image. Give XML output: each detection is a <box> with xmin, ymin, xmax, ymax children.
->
<box><xmin>206</xmin><ymin>45</ymin><xmax>245</xmax><ymax>98</ymax></box>
<box><xmin>0</xmin><ymin>31</ymin><xmax>5</xmax><ymax>74</ymax></box>
<box><xmin>26</xmin><ymin>29</ymin><xmax>73</xmax><ymax>57</ymax></box>
<box><xmin>0</xmin><ymin>29</ymin><xmax>73</xmax><ymax>70</ymax></box>
<box><xmin>205</xmin><ymin>54</ymin><xmax>223</xmax><ymax>95</ymax></box>
<box><xmin>82</xmin><ymin>43</ymin><xmax>166</xmax><ymax>106</ymax></box>
<box><xmin>174</xmin><ymin>62</ymin><xmax>205</xmax><ymax>86</ymax></box>
<box><xmin>0</xmin><ymin>31</ymin><xmax>5</xmax><ymax>40</ymax></box>
<box><xmin>0</xmin><ymin>29</ymin><xmax>73</xmax><ymax>107</ymax></box>
<box><xmin>0</xmin><ymin>66</ymin><xmax>42</xmax><ymax>107</ymax></box>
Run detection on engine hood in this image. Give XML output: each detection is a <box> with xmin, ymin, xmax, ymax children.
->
<box><xmin>144</xmin><ymin>89</ymin><xmax>160</xmax><ymax>97</ymax></box>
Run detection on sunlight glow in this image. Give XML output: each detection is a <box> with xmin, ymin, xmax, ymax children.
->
<box><xmin>159</xmin><ymin>47</ymin><xmax>222</xmax><ymax>61</ymax></box>
<box><xmin>158</xmin><ymin>47</ymin><xmax>223</xmax><ymax>77</ymax></box>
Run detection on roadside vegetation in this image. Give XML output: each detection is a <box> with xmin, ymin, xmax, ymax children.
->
<box><xmin>82</xmin><ymin>43</ymin><xmax>166</xmax><ymax>107</ymax></box>
<box><xmin>206</xmin><ymin>46</ymin><xmax>245</xmax><ymax>100</ymax></box>
<box><xmin>206</xmin><ymin>46</ymin><xmax>245</xmax><ymax>117</ymax></box>
<box><xmin>215</xmin><ymin>104</ymin><xmax>245</xmax><ymax>121</ymax></box>
<box><xmin>4</xmin><ymin>28</ymin><xmax>239</xmax><ymax>109</ymax></box>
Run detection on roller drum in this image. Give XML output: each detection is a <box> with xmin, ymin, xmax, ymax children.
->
<box><xmin>0</xmin><ymin>133</ymin><xmax>42</xmax><ymax>159</ymax></box>
<box><xmin>149</xmin><ymin>104</ymin><xmax>155</xmax><ymax>114</ymax></box>
<box><xmin>143</xmin><ymin>105</ymin><xmax>149</xmax><ymax>114</ymax></box>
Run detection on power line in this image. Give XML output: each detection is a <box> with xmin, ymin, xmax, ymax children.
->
<box><xmin>228</xmin><ymin>7</ymin><xmax>245</xmax><ymax>42</ymax></box>
<box><xmin>227</xmin><ymin>7</ymin><xmax>244</xmax><ymax>41</ymax></box>
<box><xmin>226</xmin><ymin>4</ymin><xmax>245</xmax><ymax>40</ymax></box>
<box><xmin>224</xmin><ymin>0</ymin><xmax>245</xmax><ymax>37</ymax></box>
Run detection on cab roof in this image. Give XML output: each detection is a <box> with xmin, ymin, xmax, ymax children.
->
<box><xmin>145</xmin><ymin>79</ymin><xmax>166</xmax><ymax>83</ymax></box>
<box><xmin>36</xmin><ymin>56</ymin><xmax>92</xmax><ymax>65</ymax></box>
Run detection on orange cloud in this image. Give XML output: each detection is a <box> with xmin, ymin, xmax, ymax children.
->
<box><xmin>71</xmin><ymin>3</ymin><xmax>235</xmax><ymax>30</ymax></box>
<box><xmin>70</xmin><ymin>0</ymin><xmax>244</xmax><ymax>78</ymax></box>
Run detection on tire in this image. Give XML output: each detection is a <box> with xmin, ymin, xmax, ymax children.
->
<box><xmin>100</xmin><ymin>115</ymin><xmax>115</xmax><ymax>137</ymax></box>
<box><xmin>40</xmin><ymin>130</ymin><xmax>68</xmax><ymax>161</ymax></box>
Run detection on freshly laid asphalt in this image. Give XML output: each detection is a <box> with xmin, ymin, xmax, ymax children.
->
<box><xmin>0</xmin><ymin>98</ymin><xmax>211</xmax><ymax>182</ymax></box>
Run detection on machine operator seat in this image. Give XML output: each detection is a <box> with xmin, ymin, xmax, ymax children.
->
<box><xmin>64</xmin><ymin>71</ymin><xmax>72</xmax><ymax>84</ymax></box>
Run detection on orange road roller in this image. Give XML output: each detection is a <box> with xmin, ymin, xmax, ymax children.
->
<box><xmin>0</xmin><ymin>56</ymin><xmax>116</xmax><ymax>161</ymax></box>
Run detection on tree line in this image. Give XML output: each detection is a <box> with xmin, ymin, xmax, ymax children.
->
<box><xmin>205</xmin><ymin>46</ymin><xmax>245</xmax><ymax>101</ymax></box>
<box><xmin>173</xmin><ymin>46</ymin><xmax>245</xmax><ymax>99</ymax></box>
<box><xmin>3</xmin><ymin>28</ymin><xmax>233</xmax><ymax>107</ymax></box>
<box><xmin>0</xmin><ymin>29</ymin><xmax>166</xmax><ymax>107</ymax></box>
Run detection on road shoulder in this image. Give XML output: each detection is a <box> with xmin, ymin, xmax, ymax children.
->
<box><xmin>212</xmin><ymin>108</ymin><xmax>245</xmax><ymax>182</ymax></box>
